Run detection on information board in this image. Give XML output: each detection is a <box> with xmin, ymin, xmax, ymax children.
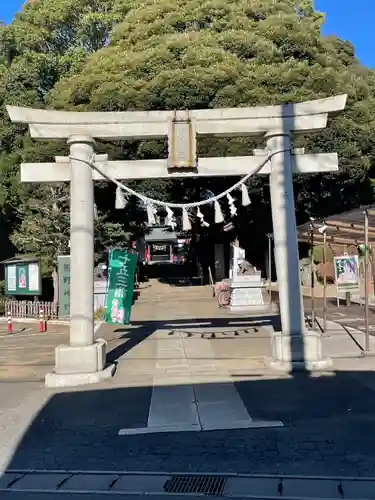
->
<box><xmin>334</xmin><ymin>254</ymin><xmax>360</xmax><ymax>292</ymax></box>
<box><xmin>4</xmin><ymin>260</ymin><xmax>41</xmax><ymax>295</ymax></box>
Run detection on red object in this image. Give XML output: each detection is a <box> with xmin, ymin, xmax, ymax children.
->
<box><xmin>145</xmin><ymin>246</ymin><xmax>150</xmax><ymax>263</ymax></box>
<box><xmin>7</xmin><ymin>311</ymin><xmax>12</xmax><ymax>334</ymax></box>
<box><xmin>39</xmin><ymin>307</ymin><xmax>45</xmax><ymax>333</ymax></box>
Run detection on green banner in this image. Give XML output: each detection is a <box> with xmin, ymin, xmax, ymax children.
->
<box><xmin>105</xmin><ymin>248</ymin><xmax>137</xmax><ymax>325</ymax></box>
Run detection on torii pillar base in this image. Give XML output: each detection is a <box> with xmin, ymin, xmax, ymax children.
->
<box><xmin>267</xmin><ymin>330</ymin><xmax>332</xmax><ymax>372</ymax></box>
<box><xmin>45</xmin><ymin>340</ymin><xmax>116</xmax><ymax>388</ymax></box>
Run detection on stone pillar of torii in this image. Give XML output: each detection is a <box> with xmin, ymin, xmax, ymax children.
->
<box><xmin>7</xmin><ymin>95</ymin><xmax>347</xmax><ymax>387</ymax></box>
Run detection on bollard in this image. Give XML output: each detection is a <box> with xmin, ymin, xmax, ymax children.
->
<box><xmin>39</xmin><ymin>307</ymin><xmax>45</xmax><ymax>333</ymax></box>
<box><xmin>7</xmin><ymin>311</ymin><xmax>12</xmax><ymax>334</ymax></box>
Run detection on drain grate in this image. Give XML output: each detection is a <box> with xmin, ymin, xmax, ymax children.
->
<box><xmin>164</xmin><ymin>475</ymin><xmax>226</xmax><ymax>496</ymax></box>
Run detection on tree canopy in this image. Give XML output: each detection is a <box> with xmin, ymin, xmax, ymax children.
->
<box><xmin>1</xmin><ymin>0</ymin><xmax>375</xmax><ymax>275</ymax></box>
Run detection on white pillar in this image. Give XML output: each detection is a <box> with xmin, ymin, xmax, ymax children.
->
<box><xmin>267</xmin><ymin>131</ymin><xmax>304</xmax><ymax>336</ymax></box>
<box><xmin>68</xmin><ymin>135</ymin><xmax>95</xmax><ymax>346</ymax></box>
<box><xmin>45</xmin><ymin>135</ymin><xmax>115</xmax><ymax>387</ymax></box>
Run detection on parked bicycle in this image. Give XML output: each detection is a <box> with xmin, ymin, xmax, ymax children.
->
<box><xmin>215</xmin><ymin>280</ymin><xmax>231</xmax><ymax>308</ymax></box>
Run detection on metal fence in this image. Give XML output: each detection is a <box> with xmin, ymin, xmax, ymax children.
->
<box><xmin>1</xmin><ymin>300</ymin><xmax>58</xmax><ymax>319</ymax></box>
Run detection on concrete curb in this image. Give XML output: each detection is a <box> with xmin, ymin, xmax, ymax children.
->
<box><xmin>0</xmin><ymin>318</ymin><xmax>105</xmax><ymax>329</ymax></box>
<box><xmin>2</xmin><ymin>470</ymin><xmax>375</xmax><ymax>498</ymax></box>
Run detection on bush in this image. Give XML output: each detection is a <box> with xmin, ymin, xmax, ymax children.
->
<box><xmin>0</xmin><ymin>281</ymin><xmax>5</xmax><ymax>316</ymax></box>
<box><xmin>309</xmin><ymin>246</ymin><xmax>334</xmax><ymax>264</ymax></box>
<box><xmin>94</xmin><ymin>307</ymin><xmax>106</xmax><ymax>321</ymax></box>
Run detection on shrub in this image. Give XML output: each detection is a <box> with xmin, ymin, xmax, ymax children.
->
<box><xmin>94</xmin><ymin>307</ymin><xmax>106</xmax><ymax>321</ymax></box>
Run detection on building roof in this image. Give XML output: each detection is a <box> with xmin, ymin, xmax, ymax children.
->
<box><xmin>296</xmin><ymin>204</ymin><xmax>375</xmax><ymax>247</ymax></box>
<box><xmin>145</xmin><ymin>227</ymin><xmax>178</xmax><ymax>243</ymax></box>
<box><xmin>0</xmin><ymin>256</ymin><xmax>39</xmax><ymax>265</ymax></box>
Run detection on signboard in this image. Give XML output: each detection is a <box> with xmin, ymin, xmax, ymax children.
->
<box><xmin>334</xmin><ymin>255</ymin><xmax>360</xmax><ymax>292</ymax></box>
<box><xmin>58</xmin><ymin>255</ymin><xmax>70</xmax><ymax>317</ymax></box>
<box><xmin>4</xmin><ymin>260</ymin><xmax>41</xmax><ymax>295</ymax></box>
<box><xmin>152</xmin><ymin>244</ymin><xmax>168</xmax><ymax>252</ymax></box>
<box><xmin>105</xmin><ymin>248</ymin><xmax>137</xmax><ymax>325</ymax></box>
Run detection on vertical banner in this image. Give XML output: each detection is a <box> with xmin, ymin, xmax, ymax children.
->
<box><xmin>58</xmin><ymin>255</ymin><xmax>71</xmax><ymax>317</ymax></box>
<box><xmin>105</xmin><ymin>248</ymin><xmax>137</xmax><ymax>325</ymax></box>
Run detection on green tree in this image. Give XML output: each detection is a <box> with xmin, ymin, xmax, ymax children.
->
<box><xmin>10</xmin><ymin>185</ymin><xmax>70</xmax><ymax>299</ymax></box>
<box><xmin>2</xmin><ymin>0</ymin><xmax>375</xmax><ymax>275</ymax></box>
<box><xmin>10</xmin><ymin>183</ymin><xmax>131</xmax><ymax>299</ymax></box>
<box><xmin>0</xmin><ymin>0</ymin><xmax>129</xmax><ymax>285</ymax></box>
<box><xmin>50</xmin><ymin>0</ymin><xmax>375</xmax><ymax>208</ymax></box>
<box><xmin>47</xmin><ymin>0</ymin><xmax>375</xmax><ymax>265</ymax></box>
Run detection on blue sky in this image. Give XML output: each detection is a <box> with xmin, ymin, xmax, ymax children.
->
<box><xmin>315</xmin><ymin>0</ymin><xmax>374</xmax><ymax>67</ymax></box>
<box><xmin>0</xmin><ymin>0</ymin><xmax>374</xmax><ymax>67</ymax></box>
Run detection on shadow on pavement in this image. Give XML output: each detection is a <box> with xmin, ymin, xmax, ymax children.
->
<box><xmin>106</xmin><ymin>314</ymin><xmax>281</xmax><ymax>363</ymax></box>
<box><xmin>4</xmin><ymin>368</ymin><xmax>375</xmax><ymax>476</ymax></box>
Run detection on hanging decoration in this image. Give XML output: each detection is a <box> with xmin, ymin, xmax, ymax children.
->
<box><xmin>70</xmin><ymin>149</ymin><xmax>288</xmax><ymax>230</ymax></box>
<box><xmin>115</xmin><ymin>185</ymin><xmax>127</xmax><ymax>209</ymax></box>
<box><xmin>241</xmin><ymin>183</ymin><xmax>251</xmax><ymax>206</ymax></box>
<box><xmin>166</xmin><ymin>206</ymin><xmax>177</xmax><ymax>229</ymax></box>
<box><xmin>227</xmin><ymin>193</ymin><xmax>237</xmax><ymax>217</ymax></box>
<box><xmin>146</xmin><ymin>204</ymin><xmax>157</xmax><ymax>225</ymax></box>
<box><xmin>196</xmin><ymin>207</ymin><xmax>209</xmax><ymax>227</ymax></box>
<box><xmin>214</xmin><ymin>200</ymin><xmax>224</xmax><ymax>224</ymax></box>
<box><xmin>182</xmin><ymin>208</ymin><xmax>192</xmax><ymax>231</ymax></box>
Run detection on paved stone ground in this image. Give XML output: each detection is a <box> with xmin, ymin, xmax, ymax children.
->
<box><xmin>306</xmin><ymin>296</ymin><xmax>375</xmax><ymax>340</ymax></box>
<box><xmin>0</xmin><ymin>322</ymin><xmax>69</xmax><ymax>382</ymax></box>
<box><xmin>2</xmin><ymin>283</ymin><xmax>375</xmax><ymax>479</ymax></box>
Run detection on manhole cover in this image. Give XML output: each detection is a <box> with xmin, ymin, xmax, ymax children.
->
<box><xmin>164</xmin><ymin>475</ymin><xmax>226</xmax><ymax>496</ymax></box>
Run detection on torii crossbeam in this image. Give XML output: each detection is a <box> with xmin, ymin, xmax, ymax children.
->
<box><xmin>7</xmin><ymin>94</ymin><xmax>347</xmax><ymax>387</ymax></box>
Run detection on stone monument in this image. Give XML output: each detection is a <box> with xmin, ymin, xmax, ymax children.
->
<box><xmin>228</xmin><ymin>239</ymin><xmax>268</xmax><ymax>313</ymax></box>
<box><xmin>230</xmin><ymin>272</ymin><xmax>269</xmax><ymax>314</ymax></box>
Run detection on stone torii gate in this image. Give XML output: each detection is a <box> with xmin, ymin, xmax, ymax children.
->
<box><xmin>7</xmin><ymin>94</ymin><xmax>347</xmax><ymax>387</ymax></box>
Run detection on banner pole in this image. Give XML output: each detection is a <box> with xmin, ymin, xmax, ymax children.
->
<box><xmin>323</xmin><ymin>230</ymin><xmax>327</xmax><ymax>333</ymax></box>
<box><xmin>310</xmin><ymin>224</ymin><xmax>315</xmax><ymax>328</ymax></box>
<box><xmin>364</xmin><ymin>210</ymin><xmax>370</xmax><ymax>352</ymax></box>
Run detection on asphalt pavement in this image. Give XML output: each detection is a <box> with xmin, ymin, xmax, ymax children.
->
<box><xmin>3</xmin><ymin>287</ymin><xmax>375</xmax><ymax>481</ymax></box>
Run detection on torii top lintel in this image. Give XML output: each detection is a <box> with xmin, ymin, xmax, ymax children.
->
<box><xmin>6</xmin><ymin>94</ymin><xmax>347</xmax><ymax>141</ymax></box>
